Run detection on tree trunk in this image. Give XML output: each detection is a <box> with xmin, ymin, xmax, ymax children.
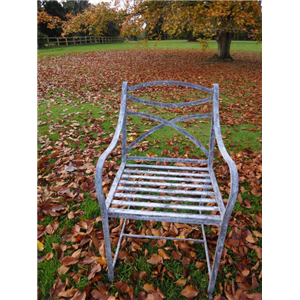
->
<box><xmin>216</xmin><ymin>31</ymin><xmax>233</xmax><ymax>59</ymax></box>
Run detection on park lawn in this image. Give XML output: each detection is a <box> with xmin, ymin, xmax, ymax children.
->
<box><xmin>38</xmin><ymin>39</ymin><xmax>262</xmax><ymax>56</ymax></box>
<box><xmin>38</xmin><ymin>43</ymin><xmax>262</xmax><ymax>300</ymax></box>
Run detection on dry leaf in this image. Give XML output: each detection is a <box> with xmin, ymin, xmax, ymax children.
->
<box><xmin>58</xmin><ymin>287</ymin><xmax>78</xmax><ymax>298</ymax></box>
<box><xmin>143</xmin><ymin>283</ymin><xmax>156</xmax><ymax>293</ymax></box>
<box><xmin>87</xmin><ymin>264</ymin><xmax>101</xmax><ymax>280</ymax></box>
<box><xmin>180</xmin><ymin>285</ymin><xmax>198</xmax><ymax>298</ymax></box>
<box><xmin>147</xmin><ymin>254</ymin><xmax>163</xmax><ymax>265</ymax></box>
<box><xmin>158</xmin><ymin>249</ymin><xmax>170</xmax><ymax>260</ymax></box>
<box><xmin>60</xmin><ymin>256</ymin><xmax>79</xmax><ymax>266</ymax></box>
<box><xmin>176</xmin><ymin>279</ymin><xmax>186</xmax><ymax>287</ymax></box>
<box><xmin>37</xmin><ymin>240</ymin><xmax>44</xmax><ymax>251</ymax></box>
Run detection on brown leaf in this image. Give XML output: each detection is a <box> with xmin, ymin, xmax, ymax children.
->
<box><xmin>114</xmin><ymin>281</ymin><xmax>130</xmax><ymax>293</ymax></box>
<box><xmin>60</xmin><ymin>256</ymin><xmax>79</xmax><ymax>266</ymax></box>
<box><xmin>158</xmin><ymin>249</ymin><xmax>170</xmax><ymax>260</ymax></box>
<box><xmin>180</xmin><ymin>285</ymin><xmax>198</xmax><ymax>298</ymax></box>
<box><xmin>139</xmin><ymin>271</ymin><xmax>148</xmax><ymax>280</ymax></box>
<box><xmin>87</xmin><ymin>264</ymin><xmax>101</xmax><ymax>280</ymax></box>
<box><xmin>70</xmin><ymin>290</ymin><xmax>86</xmax><ymax>300</ymax></box>
<box><xmin>138</xmin><ymin>291</ymin><xmax>147</xmax><ymax>300</ymax></box>
<box><xmin>45</xmin><ymin>252</ymin><xmax>54</xmax><ymax>261</ymax></box>
<box><xmin>252</xmin><ymin>276</ymin><xmax>259</xmax><ymax>290</ymax></box>
<box><xmin>171</xmin><ymin>251</ymin><xmax>182</xmax><ymax>260</ymax></box>
<box><xmin>247</xmin><ymin>293</ymin><xmax>262</xmax><ymax>300</ymax></box>
<box><xmin>90</xmin><ymin>289</ymin><xmax>110</xmax><ymax>300</ymax></box>
<box><xmin>147</xmin><ymin>254</ymin><xmax>163</xmax><ymax>265</ymax></box>
<box><xmin>71</xmin><ymin>249</ymin><xmax>82</xmax><ymax>259</ymax></box>
<box><xmin>57</xmin><ymin>264</ymin><xmax>70</xmax><ymax>275</ymax></box>
<box><xmin>195</xmin><ymin>261</ymin><xmax>205</xmax><ymax>270</ymax></box>
<box><xmin>58</xmin><ymin>286</ymin><xmax>78</xmax><ymax>297</ymax></box>
<box><xmin>175</xmin><ymin>279</ymin><xmax>186</xmax><ymax>287</ymax></box>
<box><xmin>143</xmin><ymin>283</ymin><xmax>156</xmax><ymax>293</ymax></box>
<box><xmin>245</xmin><ymin>233</ymin><xmax>258</xmax><ymax>244</ymax></box>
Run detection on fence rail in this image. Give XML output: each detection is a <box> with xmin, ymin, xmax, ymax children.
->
<box><xmin>38</xmin><ymin>36</ymin><xmax>125</xmax><ymax>48</ymax></box>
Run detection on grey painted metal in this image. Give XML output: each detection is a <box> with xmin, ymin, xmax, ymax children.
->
<box><xmin>127</xmin><ymin>80</ymin><xmax>214</xmax><ymax>94</ymax></box>
<box><xmin>126</xmin><ymin>164</ymin><xmax>208</xmax><ymax>171</ymax></box>
<box><xmin>114</xmin><ymin>193</ymin><xmax>216</xmax><ymax>203</ymax></box>
<box><xmin>105</xmin><ymin>162</ymin><xmax>126</xmax><ymax>210</ymax></box>
<box><xmin>119</xmin><ymin>179</ymin><xmax>213</xmax><ymax>189</ymax></box>
<box><xmin>127</xmin><ymin>111</ymin><xmax>209</xmax><ymax>156</ymax></box>
<box><xmin>95</xmin><ymin>81</ymin><xmax>238</xmax><ymax>296</ymax></box>
<box><xmin>123</xmin><ymin>169</ymin><xmax>210</xmax><ymax>177</ymax></box>
<box><xmin>121</xmin><ymin>174</ymin><xmax>212</xmax><ymax>183</ymax></box>
<box><xmin>127</xmin><ymin>156</ymin><xmax>208</xmax><ymax>164</ymax></box>
<box><xmin>127</xmin><ymin>94</ymin><xmax>213</xmax><ymax>108</ymax></box>
<box><xmin>95</xmin><ymin>81</ymin><xmax>128</xmax><ymax>282</ymax></box>
<box><xmin>206</xmin><ymin>84</ymin><xmax>239</xmax><ymax>298</ymax></box>
<box><xmin>111</xmin><ymin>200</ymin><xmax>219</xmax><ymax>212</ymax></box>
<box><xmin>116</xmin><ymin>186</ymin><xmax>215</xmax><ymax>196</ymax></box>
<box><xmin>108</xmin><ymin>208</ymin><xmax>222</xmax><ymax>225</ymax></box>
<box><xmin>112</xmin><ymin>218</ymin><xmax>127</xmax><ymax>269</ymax></box>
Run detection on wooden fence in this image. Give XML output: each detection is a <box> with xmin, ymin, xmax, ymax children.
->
<box><xmin>38</xmin><ymin>36</ymin><xmax>126</xmax><ymax>48</ymax></box>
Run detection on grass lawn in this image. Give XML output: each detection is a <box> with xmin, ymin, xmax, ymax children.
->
<box><xmin>38</xmin><ymin>41</ymin><xmax>262</xmax><ymax>300</ymax></box>
<box><xmin>38</xmin><ymin>39</ymin><xmax>262</xmax><ymax>56</ymax></box>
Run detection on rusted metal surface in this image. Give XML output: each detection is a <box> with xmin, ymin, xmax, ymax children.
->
<box><xmin>95</xmin><ymin>81</ymin><xmax>239</xmax><ymax>298</ymax></box>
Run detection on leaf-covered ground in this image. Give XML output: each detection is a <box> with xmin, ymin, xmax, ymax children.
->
<box><xmin>38</xmin><ymin>49</ymin><xmax>262</xmax><ymax>300</ymax></box>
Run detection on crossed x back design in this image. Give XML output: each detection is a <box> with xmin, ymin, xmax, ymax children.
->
<box><xmin>95</xmin><ymin>81</ymin><xmax>238</xmax><ymax>299</ymax></box>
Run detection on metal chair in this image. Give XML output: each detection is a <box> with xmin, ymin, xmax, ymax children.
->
<box><xmin>95</xmin><ymin>81</ymin><xmax>238</xmax><ymax>299</ymax></box>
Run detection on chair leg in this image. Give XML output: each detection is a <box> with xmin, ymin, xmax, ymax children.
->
<box><xmin>102</xmin><ymin>214</ymin><xmax>114</xmax><ymax>282</ymax></box>
<box><xmin>207</xmin><ymin>222</ymin><xmax>228</xmax><ymax>298</ymax></box>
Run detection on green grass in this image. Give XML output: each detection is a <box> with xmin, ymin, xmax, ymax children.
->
<box><xmin>38</xmin><ymin>39</ymin><xmax>262</xmax><ymax>56</ymax></box>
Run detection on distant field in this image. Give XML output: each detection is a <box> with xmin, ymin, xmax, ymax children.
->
<box><xmin>38</xmin><ymin>39</ymin><xmax>262</xmax><ymax>56</ymax></box>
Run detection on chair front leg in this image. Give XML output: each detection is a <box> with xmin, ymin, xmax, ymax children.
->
<box><xmin>207</xmin><ymin>220</ymin><xmax>228</xmax><ymax>298</ymax></box>
<box><xmin>102</xmin><ymin>212</ymin><xmax>114</xmax><ymax>282</ymax></box>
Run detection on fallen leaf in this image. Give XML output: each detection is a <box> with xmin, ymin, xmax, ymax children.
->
<box><xmin>158</xmin><ymin>249</ymin><xmax>170</xmax><ymax>260</ymax></box>
<box><xmin>176</xmin><ymin>279</ymin><xmax>186</xmax><ymax>287</ymax></box>
<box><xmin>45</xmin><ymin>252</ymin><xmax>54</xmax><ymax>261</ymax></box>
<box><xmin>60</xmin><ymin>256</ymin><xmax>79</xmax><ymax>266</ymax></box>
<box><xmin>70</xmin><ymin>290</ymin><xmax>86</xmax><ymax>300</ymax></box>
<box><xmin>147</xmin><ymin>254</ymin><xmax>163</xmax><ymax>265</ymax></box>
<box><xmin>143</xmin><ymin>283</ymin><xmax>156</xmax><ymax>293</ymax></box>
<box><xmin>90</xmin><ymin>289</ymin><xmax>110</xmax><ymax>300</ymax></box>
<box><xmin>37</xmin><ymin>240</ymin><xmax>44</xmax><ymax>251</ymax></box>
<box><xmin>87</xmin><ymin>264</ymin><xmax>101</xmax><ymax>280</ymax></box>
<box><xmin>57</xmin><ymin>264</ymin><xmax>70</xmax><ymax>275</ymax></box>
<box><xmin>180</xmin><ymin>285</ymin><xmax>198</xmax><ymax>298</ymax></box>
<box><xmin>58</xmin><ymin>287</ymin><xmax>78</xmax><ymax>297</ymax></box>
<box><xmin>114</xmin><ymin>281</ymin><xmax>130</xmax><ymax>293</ymax></box>
<box><xmin>195</xmin><ymin>261</ymin><xmax>205</xmax><ymax>270</ymax></box>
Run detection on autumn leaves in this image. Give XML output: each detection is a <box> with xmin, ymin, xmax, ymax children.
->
<box><xmin>38</xmin><ymin>49</ymin><xmax>261</xmax><ymax>299</ymax></box>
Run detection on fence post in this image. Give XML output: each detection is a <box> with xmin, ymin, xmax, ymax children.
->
<box><xmin>56</xmin><ymin>37</ymin><xmax>60</xmax><ymax>46</ymax></box>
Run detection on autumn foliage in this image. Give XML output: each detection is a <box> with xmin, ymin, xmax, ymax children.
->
<box><xmin>38</xmin><ymin>0</ymin><xmax>261</xmax><ymax>59</ymax></box>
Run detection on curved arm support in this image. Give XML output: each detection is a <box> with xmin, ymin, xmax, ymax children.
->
<box><xmin>212</xmin><ymin>84</ymin><xmax>239</xmax><ymax>221</ymax></box>
<box><xmin>95</xmin><ymin>82</ymin><xmax>128</xmax><ymax>212</ymax></box>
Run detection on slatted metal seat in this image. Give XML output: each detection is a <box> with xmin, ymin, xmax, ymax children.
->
<box><xmin>95</xmin><ymin>81</ymin><xmax>238</xmax><ymax>299</ymax></box>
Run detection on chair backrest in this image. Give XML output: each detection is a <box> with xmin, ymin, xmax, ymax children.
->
<box><xmin>120</xmin><ymin>81</ymin><xmax>219</xmax><ymax>164</ymax></box>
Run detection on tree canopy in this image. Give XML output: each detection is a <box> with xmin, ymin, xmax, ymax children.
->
<box><xmin>37</xmin><ymin>0</ymin><xmax>262</xmax><ymax>59</ymax></box>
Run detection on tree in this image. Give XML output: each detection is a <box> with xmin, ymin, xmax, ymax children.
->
<box><xmin>61</xmin><ymin>0</ymin><xmax>90</xmax><ymax>16</ymax></box>
<box><xmin>61</xmin><ymin>3</ymin><xmax>122</xmax><ymax>37</ymax></box>
<box><xmin>120</xmin><ymin>0</ymin><xmax>262</xmax><ymax>59</ymax></box>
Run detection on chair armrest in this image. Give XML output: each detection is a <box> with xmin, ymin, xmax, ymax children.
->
<box><xmin>95</xmin><ymin>82</ymin><xmax>128</xmax><ymax>212</ymax></box>
<box><xmin>212</xmin><ymin>84</ymin><xmax>239</xmax><ymax>221</ymax></box>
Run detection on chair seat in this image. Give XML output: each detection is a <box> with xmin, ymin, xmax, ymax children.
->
<box><xmin>107</xmin><ymin>162</ymin><xmax>222</xmax><ymax>226</ymax></box>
